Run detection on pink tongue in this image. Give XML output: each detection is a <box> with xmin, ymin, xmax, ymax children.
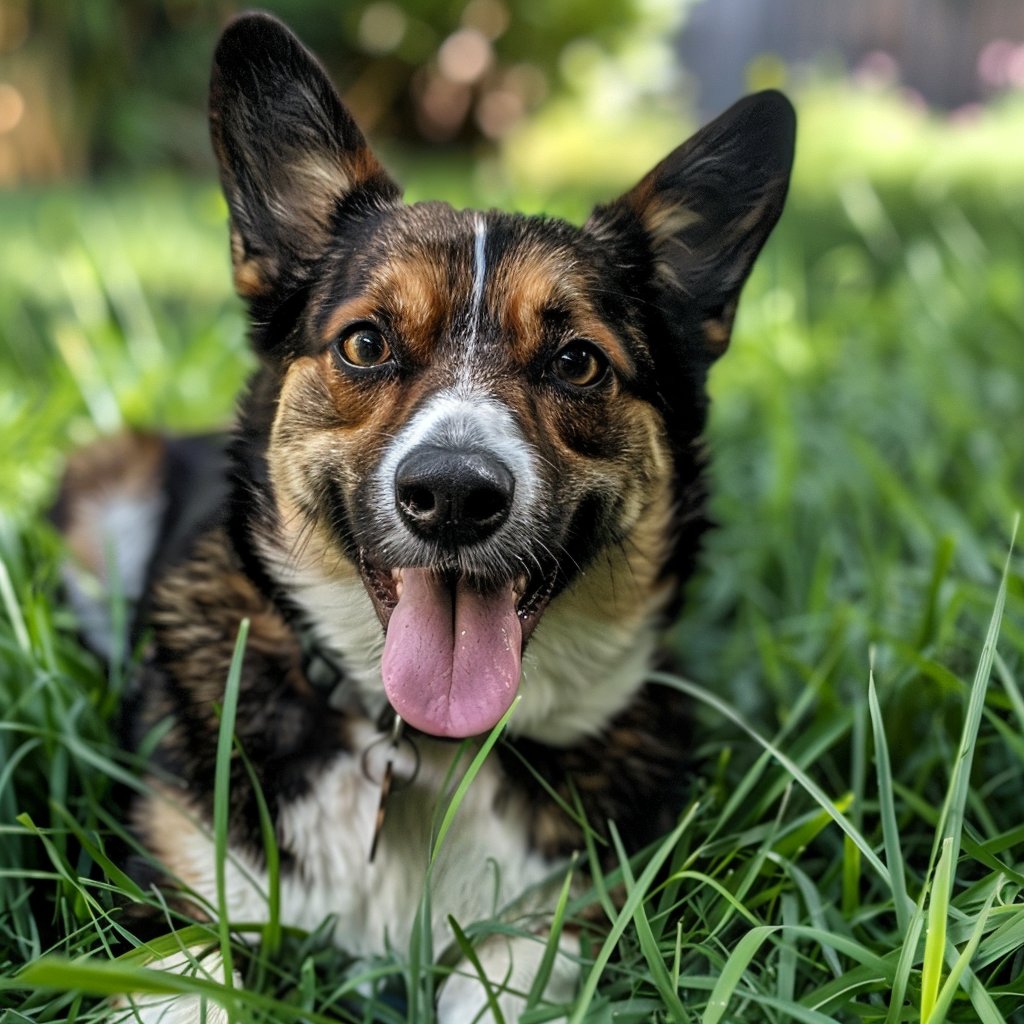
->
<box><xmin>381</xmin><ymin>569</ymin><xmax>522</xmax><ymax>738</ymax></box>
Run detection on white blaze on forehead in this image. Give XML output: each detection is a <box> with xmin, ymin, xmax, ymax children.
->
<box><xmin>472</xmin><ymin>213</ymin><xmax>487</xmax><ymax>326</ymax></box>
<box><xmin>458</xmin><ymin>213</ymin><xmax>488</xmax><ymax>391</ymax></box>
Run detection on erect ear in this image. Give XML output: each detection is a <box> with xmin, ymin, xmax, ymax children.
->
<box><xmin>209</xmin><ymin>12</ymin><xmax>400</xmax><ymax>300</ymax></box>
<box><xmin>589</xmin><ymin>90</ymin><xmax>795</xmax><ymax>364</ymax></box>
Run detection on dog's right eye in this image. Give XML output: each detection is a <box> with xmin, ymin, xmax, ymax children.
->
<box><xmin>550</xmin><ymin>340</ymin><xmax>610</xmax><ymax>390</ymax></box>
<box><xmin>333</xmin><ymin>327</ymin><xmax>392</xmax><ymax>369</ymax></box>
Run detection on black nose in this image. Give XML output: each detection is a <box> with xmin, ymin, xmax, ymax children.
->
<box><xmin>395</xmin><ymin>446</ymin><xmax>514</xmax><ymax>545</ymax></box>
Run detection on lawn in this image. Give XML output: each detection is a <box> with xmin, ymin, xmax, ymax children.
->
<box><xmin>1</xmin><ymin>84</ymin><xmax>1023</xmax><ymax>1021</ymax></box>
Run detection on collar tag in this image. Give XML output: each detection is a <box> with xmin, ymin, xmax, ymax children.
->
<box><xmin>362</xmin><ymin>713</ymin><xmax>420</xmax><ymax>863</ymax></box>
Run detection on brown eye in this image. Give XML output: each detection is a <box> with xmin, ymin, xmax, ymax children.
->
<box><xmin>551</xmin><ymin>341</ymin><xmax>609</xmax><ymax>389</ymax></box>
<box><xmin>334</xmin><ymin>326</ymin><xmax>391</xmax><ymax>369</ymax></box>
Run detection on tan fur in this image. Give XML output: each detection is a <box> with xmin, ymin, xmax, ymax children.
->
<box><xmin>134</xmin><ymin>781</ymin><xmax>217</xmax><ymax>919</ymax></box>
<box><xmin>230</xmin><ymin>227</ymin><xmax>275</xmax><ymax>298</ymax></box>
<box><xmin>702</xmin><ymin>301</ymin><xmax>738</xmax><ymax>354</ymax></box>
<box><xmin>492</xmin><ymin>243</ymin><xmax>636</xmax><ymax>377</ymax></box>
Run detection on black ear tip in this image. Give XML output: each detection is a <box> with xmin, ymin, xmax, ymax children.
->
<box><xmin>750</xmin><ymin>89</ymin><xmax>796</xmax><ymax>134</ymax></box>
<box><xmin>748</xmin><ymin>89</ymin><xmax>795</xmax><ymax>113</ymax></box>
<box><xmin>213</xmin><ymin>10</ymin><xmax>301</xmax><ymax>70</ymax></box>
<box><xmin>719</xmin><ymin>89</ymin><xmax>796</xmax><ymax>173</ymax></box>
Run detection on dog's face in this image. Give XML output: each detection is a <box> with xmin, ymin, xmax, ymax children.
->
<box><xmin>210</xmin><ymin>15</ymin><xmax>794</xmax><ymax>741</ymax></box>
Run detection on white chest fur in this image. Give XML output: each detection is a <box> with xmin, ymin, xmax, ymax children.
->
<box><xmin>166</xmin><ymin>726</ymin><xmax>557</xmax><ymax>960</ymax></box>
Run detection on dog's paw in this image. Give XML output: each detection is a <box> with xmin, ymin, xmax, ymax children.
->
<box><xmin>112</xmin><ymin>993</ymin><xmax>231</xmax><ymax>1024</ymax></box>
<box><xmin>111</xmin><ymin>948</ymin><xmax>237</xmax><ymax>1024</ymax></box>
<box><xmin>437</xmin><ymin>976</ymin><xmax>525</xmax><ymax>1024</ymax></box>
<box><xmin>436</xmin><ymin>934</ymin><xmax>577</xmax><ymax>1024</ymax></box>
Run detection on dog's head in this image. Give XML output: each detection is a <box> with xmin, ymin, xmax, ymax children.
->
<box><xmin>210</xmin><ymin>14</ymin><xmax>794</xmax><ymax>742</ymax></box>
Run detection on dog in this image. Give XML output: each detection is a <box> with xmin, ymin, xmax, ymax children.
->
<box><xmin>55</xmin><ymin>12</ymin><xmax>794</xmax><ymax>1022</ymax></box>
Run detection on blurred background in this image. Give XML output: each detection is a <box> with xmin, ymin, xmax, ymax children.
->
<box><xmin>0</xmin><ymin>0</ymin><xmax>1022</xmax><ymax>700</ymax></box>
<box><xmin>2</xmin><ymin>0</ymin><xmax>1024</xmax><ymax>183</ymax></box>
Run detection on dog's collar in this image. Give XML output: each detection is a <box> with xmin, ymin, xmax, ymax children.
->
<box><xmin>296</xmin><ymin>623</ymin><xmax>347</xmax><ymax>694</ymax></box>
<box><xmin>288</xmin><ymin>608</ymin><xmax>387</xmax><ymax>717</ymax></box>
<box><xmin>292</xmin><ymin>617</ymin><xmax>370</xmax><ymax>712</ymax></box>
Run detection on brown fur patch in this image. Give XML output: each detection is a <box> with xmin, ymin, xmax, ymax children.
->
<box><xmin>148</xmin><ymin>529</ymin><xmax>311</xmax><ymax>709</ymax></box>
<box><xmin>231</xmin><ymin>227</ymin><xmax>275</xmax><ymax>299</ymax></box>
<box><xmin>326</xmin><ymin>253</ymin><xmax>468</xmax><ymax>366</ymax></box>
<box><xmin>491</xmin><ymin>242</ymin><xmax>635</xmax><ymax>378</ymax></box>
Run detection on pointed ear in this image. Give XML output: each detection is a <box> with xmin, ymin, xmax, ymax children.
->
<box><xmin>209</xmin><ymin>13</ymin><xmax>400</xmax><ymax>299</ymax></box>
<box><xmin>589</xmin><ymin>90</ymin><xmax>795</xmax><ymax>363</ymax></box>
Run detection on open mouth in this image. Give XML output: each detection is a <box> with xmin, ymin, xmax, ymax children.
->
<box><xmin>358</xmin><ymin>551</ymin><xmax>558</xmax><ymax>738</ymax></box>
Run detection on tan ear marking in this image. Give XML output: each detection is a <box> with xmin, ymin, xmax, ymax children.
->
<box><xmin>642</xmin><ymin>202</ymin><xmax>702</xmax><ymax>244</ymax></box>
<box><xmin>228</xmin><ymin>228</ymin><xmax>274</xmax><ymax>298</ymax></box>
<box><xmin>702</xmin><ymin>300</ymin><xmax>737</xmax><ymax>354</ymax></box>
<box><xmin>702</xmin><ymin>318</ymin><xmax>730</xmax><ymax>353</ymax></box>
<box><xmin>233</xmin><ymin>259</ymin><xmax>274</xmax><ymax>298</ymax></box>
<box><xmin>736</xmin><ymin>196</ymin><xmax>775</xmax><ymax>234</ymax></box>
<box><xmin>267</xmin><ymin>152</ymin><xmax>353</xmax><ymax>237</ymax></box>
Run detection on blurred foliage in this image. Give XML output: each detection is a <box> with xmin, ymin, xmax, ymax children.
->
<box><xmin>0</xmin><ymin>0</ymin><xmax>680</xmax><ymax>182</ymax></box>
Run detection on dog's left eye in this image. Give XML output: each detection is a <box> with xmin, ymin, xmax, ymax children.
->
<box><xmin>334</xmin><ymin>327</ymin><xmax>392</xmax><ymax>369</ymax></box>
<box><xmin>551</xmin><ymin>341</ymin><xmax>609</xmax><ymax>389</ymax></box>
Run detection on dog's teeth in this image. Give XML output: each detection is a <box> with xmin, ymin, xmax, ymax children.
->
<box><xmin>513</xmin><ymin>574</ymin><xmax>528</xmax><ymax>600</ymax></box>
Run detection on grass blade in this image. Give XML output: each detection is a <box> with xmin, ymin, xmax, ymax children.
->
<box><xmin>883</xmin><ymin>908</ymin><xmax>924</xmax><ymax>1024</ymax></box>
<box><xmin>651</xmin><ymin>672</ymin><xmax>889</xmax><ymax>886</ymax></box>
<box><xmin>15</xmin><ymin>957</ymin><xmax>355</xmax><ymax>1024</ymax></box>
<box><xmin>447</xmin><ymin>916</ymin><xmax>506</xmax><ymax>1024</ymax></box>
<box><xmin>925</xmin><ymin>878</ymin><xmax>1001</xmax><ymax>1024</ymax></box>
<box><xmin>431</xmin><ymin>695</ymin><xmax>520</xmax><ymax>863</ymax></box>
<box><xmin>703</xmin><ymin>925</ymin><xmax>774</xmax><ymax>1024</ymax></box>
<box><xmin>609</xmin><ymin>822</ymin><xmax>687</xmax><ymax>1022</ymax></box>
<box><xmin>920</xmin><ymin>836</ymin><xmax>953</xmax><ymax>1021</ymax></box>
<box><xmin>525</xmin><ymin>855</ymin><xmax>578</xmax><ymax>1008</ymax></box>
<box><xmin>213</xmin><ymin>616</ymin><xmax>250</xmax><ymax>989</ymax></box>
<box><xmin>932</xmin><ymin>516</ymin><xmax>1017</xmax><ymax>872</ymax></box>
<box><xmin>0</xmin><ymin>554</ymin><xmax>30</xmax><ymax>654</ymax></box>
<box><xmin>868</xmin><ymin>661</ymin><xmax>911</xmax><ymax>932</ymax></box>
<box><xmin>568</xmin><ymin>803</ymin><xmax>699</xmax><ymax>1024</ymax></box>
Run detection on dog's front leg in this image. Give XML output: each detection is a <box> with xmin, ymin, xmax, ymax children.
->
<box><xmin>436</xmin><ymin>931</ymin><xmax>579</xmax><ymax>1024</ymax></box>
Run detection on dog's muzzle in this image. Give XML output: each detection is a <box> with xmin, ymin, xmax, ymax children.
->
<box><xmin>360</xmin><ymin>394</ymin><xmax>555</xmax><ymax>739</ymax></box>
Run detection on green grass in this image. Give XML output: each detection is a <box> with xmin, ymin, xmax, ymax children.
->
<box><xmin>2</xmin><ymin>83</ymin><xmax>1024</xmax><ymax>1020</ymax></box>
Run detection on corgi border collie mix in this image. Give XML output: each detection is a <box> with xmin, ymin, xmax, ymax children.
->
<box><xmin>56</xmin><ymin>12</ymin><xmax>794</xmax><ymax>1021</ymax></box>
